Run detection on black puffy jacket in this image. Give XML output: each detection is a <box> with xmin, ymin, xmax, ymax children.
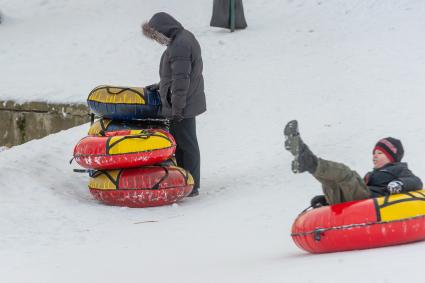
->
<box><xmin>147</xmin><ymin>12</ymin><xmax>206</xmax><ymax>119</ymax></box>
<box><xmin>364</xmin><ymin>162</ymin><xmax>423</xmax><ymax>197</ymax></box>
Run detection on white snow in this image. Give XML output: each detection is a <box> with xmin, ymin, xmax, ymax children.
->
<box><xmin>1</xmin><ymin>0</ymin><xmax>425</xmax><ymax>282</ymax></box>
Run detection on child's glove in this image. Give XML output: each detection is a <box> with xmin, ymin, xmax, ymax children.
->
<box><xmin>386</xmin><ymin>180</ymin><xmax>404</xmax><ymax>194</ymax></box>
<box><xmin>310</xmin><ymin>195</ymin><xmax>328</xmax><ymax>208</ymax></box>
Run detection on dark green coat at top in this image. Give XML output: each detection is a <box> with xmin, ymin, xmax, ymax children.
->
<box><xmin>210</xmin><ymin>0</ymin><xmax>247</xmax><ymax>30</ymax></box>
<box><xmin>146</xmin><ymin>12</ymin><xmax>206</xmax><ymax>119</ymax></box>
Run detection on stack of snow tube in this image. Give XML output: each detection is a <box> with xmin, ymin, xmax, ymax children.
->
<box><xmin>73</xmin><ymin>85</ymin><xmax>194</xmax><ymax>208</ymax></box>
<box><xmin>291</xmin><ymin>190</ymin><xmax>425</xmax><ymax>253</ymax></box>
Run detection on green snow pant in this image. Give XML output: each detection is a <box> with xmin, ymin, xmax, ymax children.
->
<box><xmin>313</xmin><ymin>158</ymin><xmax>371</xmax><ymax>205</ymax></box>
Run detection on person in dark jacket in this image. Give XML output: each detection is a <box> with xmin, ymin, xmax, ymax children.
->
<box><xmin>210</xmin><ymin>0</ymin><xmax>247</xmax><ymax>31</ymax></box>
<box><xmin>284</xmin><ymin>120</ymin><xmax>423</xmax><ymax>207</ymax></box>
<box><xmin>143</xmin><ymin>12</ymin><xmax>206</xmax><ymax>197</ymax></box>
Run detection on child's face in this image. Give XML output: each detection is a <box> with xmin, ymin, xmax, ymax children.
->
<box><xmin>373</xmin><ymin>149</ymin><xmax>391</xmax><ymax>169</ymax></box>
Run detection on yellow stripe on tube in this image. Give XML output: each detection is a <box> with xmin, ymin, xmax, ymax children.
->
<box><xmin>87</xmin><ymin>119</ymin><xmax>112</xmax><ymax>136</ymax></box>
<box><xmin>88</xmin><ymin>86</ymin><xmax>145</xmax><ymax>104</ymax></box>
<box><xmin>107</xmin><ymin>131</ymin><xmax>172</xmax><ymax>155</ymax></box>
<box><xmin>174</xmin><ymin>166</ymin><xmax>195</xmax><ymax>185</ymax></box>
<box><xmin>377</xmin><ymin>190</ymin><xmax>425</xmax><ymax>222</ymax></box>
<box><xmin>88</xmin><ymin>170</ymin><xmax>120</xmax><ymax>190</ymax></box>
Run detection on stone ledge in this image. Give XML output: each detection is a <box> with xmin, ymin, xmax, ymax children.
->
<box><xmin>0</xmin><ymin>100</ymin><xmax>90</xmax><ymax>147</ymax></box>
<box><xmin>0</xmin><ymin>100</ymin><xmax>89</xmax><ymax>116</ymax></box>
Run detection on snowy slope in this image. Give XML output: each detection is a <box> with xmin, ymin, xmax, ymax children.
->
<box><xmin>1</xmin><ymin>0</ymin><xmax>425</xmax><ymax>282</ymax></box>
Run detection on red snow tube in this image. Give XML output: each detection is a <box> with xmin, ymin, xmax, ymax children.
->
<box><xmin>88</xmin><ymin>166</ymin><xmax>194</xmax><ymax>207</ymax></box>
<box><xmin>291</xmin><ymin>190</ymin><xmax>425</xmax><ymax>253</ymax></box>
<box><xmin>73</xmin><ymin>129</ymin><xmax>176</xmax><ymax>170</ymax></box>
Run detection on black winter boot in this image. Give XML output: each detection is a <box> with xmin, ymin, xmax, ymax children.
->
<box><xmin>284</xmin><ymin>120</ymin><xmax>318</xmax><ymax>174</ymax></box>
<box><xmin>310</xmin><ymin>195</ymin><xmax>328</xmax><ymax>208</ymax></box>
<box><xmin>187</xmin><ymin>188</ymin><xmax>199</xmax><ymax>197</ymax></box>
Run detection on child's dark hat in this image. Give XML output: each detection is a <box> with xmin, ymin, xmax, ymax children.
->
<box><xmin>373</xmin><ymin>137</ymin><xmax>404</xmax><ymax>163</ymax></box>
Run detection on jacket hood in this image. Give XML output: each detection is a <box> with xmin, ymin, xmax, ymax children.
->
<box><xmin>148</xmin><ymin>12</ymin><xmax>183</xmax><ymax>38</ymax></box>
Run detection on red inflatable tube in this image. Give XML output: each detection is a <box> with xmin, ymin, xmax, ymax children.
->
<box><xmin>73</xmin><ymin>129</ymin><xmax>176</xmax><ymax>170</ymax></box>
<box><xmin>88</xmin><ymin>166</ymin><xmax>194</xmax><ymax>208</ymax></box>
<box><xmin>291</xmin><ymin>190</ymin><xmax>425</xmax><ymax>253</ymax></box>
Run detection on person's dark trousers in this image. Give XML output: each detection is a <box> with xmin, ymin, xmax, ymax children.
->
<box><xmin>170</xmin><ymin>117</ymin><xmax>201</xmax><ymax>191</ymax></box>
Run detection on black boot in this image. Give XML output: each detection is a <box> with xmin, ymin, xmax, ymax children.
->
<box><xmin>284</xmin><ymin>120</ymin><xmax>318</xmax><ymax>174</ymax></box>
<box><xmin>187</xmin><ymin>188</ymin><xmax>199</xmax><ymax>197</ymax></box>
<box><xmin>310</xmin><ymin>195</ymin><xmax>328</xmax><ymax>208</ymax></box>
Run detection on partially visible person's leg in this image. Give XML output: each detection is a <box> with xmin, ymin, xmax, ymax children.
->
<box><xmin>284</xmin><ymin>120</ymin><xmax>370</xmax><ymax>205</ymax></box>
<box><xmin>170</xmin><ymin>118</ymin><xmax>201</xmax><ymax>196</ymax></box>
<box><xmin>284</xmin><ymin>120</ymin><xmax>318</xmax><ymax>174</ymax></box>
<box><xmin>314</xmin><ymin>159</ymin><xmax>370</xmax><ymax>204</ymax></box>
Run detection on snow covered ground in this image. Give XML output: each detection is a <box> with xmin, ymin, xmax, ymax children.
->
<box><xmin>1</xmin><ymin>0</ymin><xmax>425</xmax><ymax>282</ymax></box>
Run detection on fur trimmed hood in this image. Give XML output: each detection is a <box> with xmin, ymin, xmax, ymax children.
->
<box><xmin>142</xmin><ymin>12</ymin><xmax>183</xmax><ymax>45</ymax></box>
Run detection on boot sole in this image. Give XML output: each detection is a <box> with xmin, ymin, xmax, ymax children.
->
<box><xmin>284</xmin><ymin>120</ymin><xmax>301</xmax><ymax>173</ymax></box>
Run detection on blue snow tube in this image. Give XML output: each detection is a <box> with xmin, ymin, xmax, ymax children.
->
<box><xmin>87</xmin><ymin>85</ymin><xmax>162</xmax><ymax>120</ymax></box>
